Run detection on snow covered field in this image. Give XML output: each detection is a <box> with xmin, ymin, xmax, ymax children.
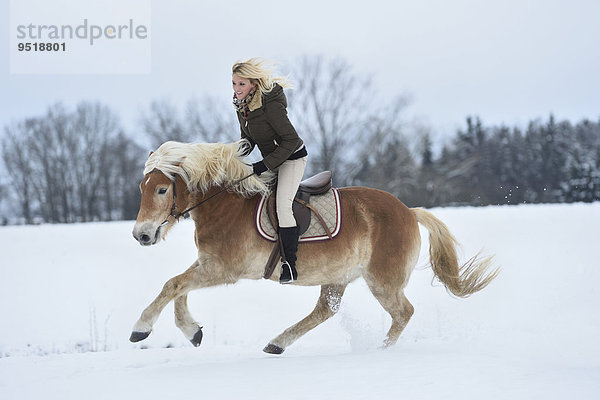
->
<box><xmin>1</xmin><ymin>203</ymin><xmax>599</xmax><ymax>399</ymax></box>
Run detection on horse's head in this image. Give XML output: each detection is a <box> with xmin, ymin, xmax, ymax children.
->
<box><xmin>132</xmin><ymin>169</ymin><xmax>189</xmax><ymax>246</ymax></box>
<box><xmin>132</xmin><ymin>140</ymin><xmax>271</xmax><ymax>246</ymax></box>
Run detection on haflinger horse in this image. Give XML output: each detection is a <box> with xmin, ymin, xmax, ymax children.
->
<box><xmin>130</xmin><ymin>140</ymin><xmax>499</xmax><ymax>354</ymax></box>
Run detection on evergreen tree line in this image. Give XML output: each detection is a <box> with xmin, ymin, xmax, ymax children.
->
<box><xmin>1</xmin><ymin>56</ymin><xmax>598</xmax><ymax>224</ymax></box>
<box><xmin>353</xmin><ymin>115</ymin><xmax>600</xmax><ymax>208</ymax></box>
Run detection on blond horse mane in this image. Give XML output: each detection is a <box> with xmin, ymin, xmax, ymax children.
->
<box><xmin>143</xmin><ymin>140</ymin><xmax>272</xmax><ymax>197</ymax></box>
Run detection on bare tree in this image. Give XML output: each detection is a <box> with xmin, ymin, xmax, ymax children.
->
<box><xmin>350</xmin><ymin>95</ymin><xmax>416</xmax><ymax>198</ymax></box>
<box><xmin>71</xmin><ymin>101</ymin><xmax>121</xmax><ymax>221</ymax></box>
<box><xmin>101</xmin><ymin>131</ymin><xmax>144</xmax><ymax>220</ymax></box>
<box><xmin>287</xmin><ymin>55</ymin><xmax>375</xmax><ymax>184</ymax></box>
<box><xmin>2</xmin><ymin>101</ymin><xmax>144</xmax><ymax>223</ymax></box>
<box><xmin>2</xmin><ymin>121</ymin><xmax>36</xmax><ymax>224</ymax></box>
<box><xmin>140</xmin><ymin>99</ymin><xmax>189</xmax><ymax>148</ymax></box>
<box><xmin>185</xmin><ymin>96</ymin><xmax>238</xmax><ymax>143</ymax></box>
<box><xmin>26</xmin><ymin>107</ymin><xmax>67</xmax><ymax>223</ymax></box>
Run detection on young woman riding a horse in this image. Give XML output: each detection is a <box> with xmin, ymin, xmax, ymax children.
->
<box><xmin>128</xmin><ymin>59</ymin><xmax>499</xmax><ymax>354</ymax></box>
<box><xmin>232</xmin><ymin>58</ymin><xmax>307</xmax><ymax>284</ymax></box>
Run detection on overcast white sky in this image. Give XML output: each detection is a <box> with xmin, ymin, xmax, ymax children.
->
<box><xmin>2</xmin><ymin>0</ymin><xmax>599</xmax><ymax>143</ymax></box>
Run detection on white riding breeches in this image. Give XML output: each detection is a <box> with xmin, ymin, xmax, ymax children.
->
<box><xmin>276</xmin><ymin>156</ymin><xmax>308</xmax><ymax>228</ymax></box>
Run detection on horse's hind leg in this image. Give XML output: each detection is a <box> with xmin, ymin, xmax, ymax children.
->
<box><xmin>264</xmin><ymin>284</ymin><xmax>347</xmax><ymax>354</ymax></box>
<box><xmin>367</xmin><ymin>282</ymin><xmax>414</xmax><ymax>347</ymax></box>
<box><xmin>174</xmin><ymin>294</ymin><xmax>204</xmax><ymax>347</ymax></box>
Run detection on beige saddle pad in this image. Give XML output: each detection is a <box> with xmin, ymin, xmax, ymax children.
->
<box><xmin>255</xmin><ymin>188</ymin><xmax>342</xmax><ymax>243</ymax></box>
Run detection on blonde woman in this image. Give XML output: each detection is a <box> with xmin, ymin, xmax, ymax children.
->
<box><xmin>232</xmin><ymin>58</ymin><xmax>307</xmax><ymax>284</ymax></box>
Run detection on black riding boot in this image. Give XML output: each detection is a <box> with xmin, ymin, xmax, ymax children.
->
<box><xmin>279</xmin><ymin>226</ymin><xmax>300</xmax><ymax>284</ymax></box>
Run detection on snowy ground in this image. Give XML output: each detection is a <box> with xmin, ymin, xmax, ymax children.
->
<box><xmin>1</xmin><ymin>203</ymin><xmax>599</xmax><ymax>399</ymax></box>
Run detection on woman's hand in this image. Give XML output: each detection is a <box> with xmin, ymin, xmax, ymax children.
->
<box><xmin>252</xmin><ymin>160</ymin><xmax>268</xmax><ymax>176</ymax></box>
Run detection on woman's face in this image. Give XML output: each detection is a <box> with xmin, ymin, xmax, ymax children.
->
<box><xmin>232</xmin><ymin>73</ymin><xmax>256</xmax><ymax>100</ymax></box>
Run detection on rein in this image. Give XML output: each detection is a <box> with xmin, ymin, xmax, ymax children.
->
<box><xmin>150</xmin><ymin>170</ymin><xmax>255</xmax><ymax>228</ymax></box>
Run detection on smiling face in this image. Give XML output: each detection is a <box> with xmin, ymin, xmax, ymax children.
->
<box><xmin>232</xmin><ymin>73</ymin><xmax>256</xmax><ymax>100</ymax></box>
<box><xmin>132</xmin><ymin>171</ymin><xmax>184</xmax><ymax>246</ymax></box>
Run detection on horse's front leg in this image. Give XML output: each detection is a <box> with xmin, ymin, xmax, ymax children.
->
<box><xmin>174</xmin><ymin>294</ymin><xmax>204</xmax><ymax>346</ymax></box>
<box><xmin>130</xmin><ymin>260</ymin><xmax>212</xmax><ymax>343</ymax></box>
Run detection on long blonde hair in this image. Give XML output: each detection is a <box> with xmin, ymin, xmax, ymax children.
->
<box><xmin>232</xmin><ymin>58</ymin><xmax>292</xmax><ymax>95</ymax></box>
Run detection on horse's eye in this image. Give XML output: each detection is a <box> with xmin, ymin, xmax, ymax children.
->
<box><xmin>158</xmin><ymin>188</ymin><xmax>168</xmax><ymax>195</ymax></box>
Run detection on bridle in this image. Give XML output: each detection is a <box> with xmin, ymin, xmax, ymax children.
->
<box><xmin>146</xmin><ymin>169</ymin><xmax>255</xmax><ymax>228</ymax></box>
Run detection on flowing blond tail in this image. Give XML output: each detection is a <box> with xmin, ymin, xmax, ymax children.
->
<box><xmin>412</xmin><ymin>208</ymin><xmax>499</xmax><ymax>298</ymax></box>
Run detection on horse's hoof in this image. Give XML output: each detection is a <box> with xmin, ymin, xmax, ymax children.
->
<box><xmin>190</xmin><ymin>328</ymin><xmax>203</xmax><ymax>347</ymax></box>
<box><xmin>129</xmin><ymin>331</ymin><xmax>151</xmax><ymax>343</ymax></box>
<box><xmin>263</xmin><ymin>343</ymin><xmax>285</xmax><ymax>354</ymax></box>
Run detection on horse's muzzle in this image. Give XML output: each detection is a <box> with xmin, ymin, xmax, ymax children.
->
<box><xmin>135</xmin><ymin>233</ymin><xmax>153</xmax><ymax>246</ymax></box>
<box><xmin>132</xmin><ymin>223</ymin><xmax>160</xmax><ymax>246</ymax></box>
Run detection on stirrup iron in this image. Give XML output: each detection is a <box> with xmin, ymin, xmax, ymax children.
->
<box><xmin>280</xmin><ymin>261</ymin><xmax>295</xmax><ymax>284</ymax></box>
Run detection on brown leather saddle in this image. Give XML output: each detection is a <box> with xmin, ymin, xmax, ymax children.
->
<box><xmin>263</xmin><ymin>171</ymin><xmax>333</xmax><ymax>279</ymax></box>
